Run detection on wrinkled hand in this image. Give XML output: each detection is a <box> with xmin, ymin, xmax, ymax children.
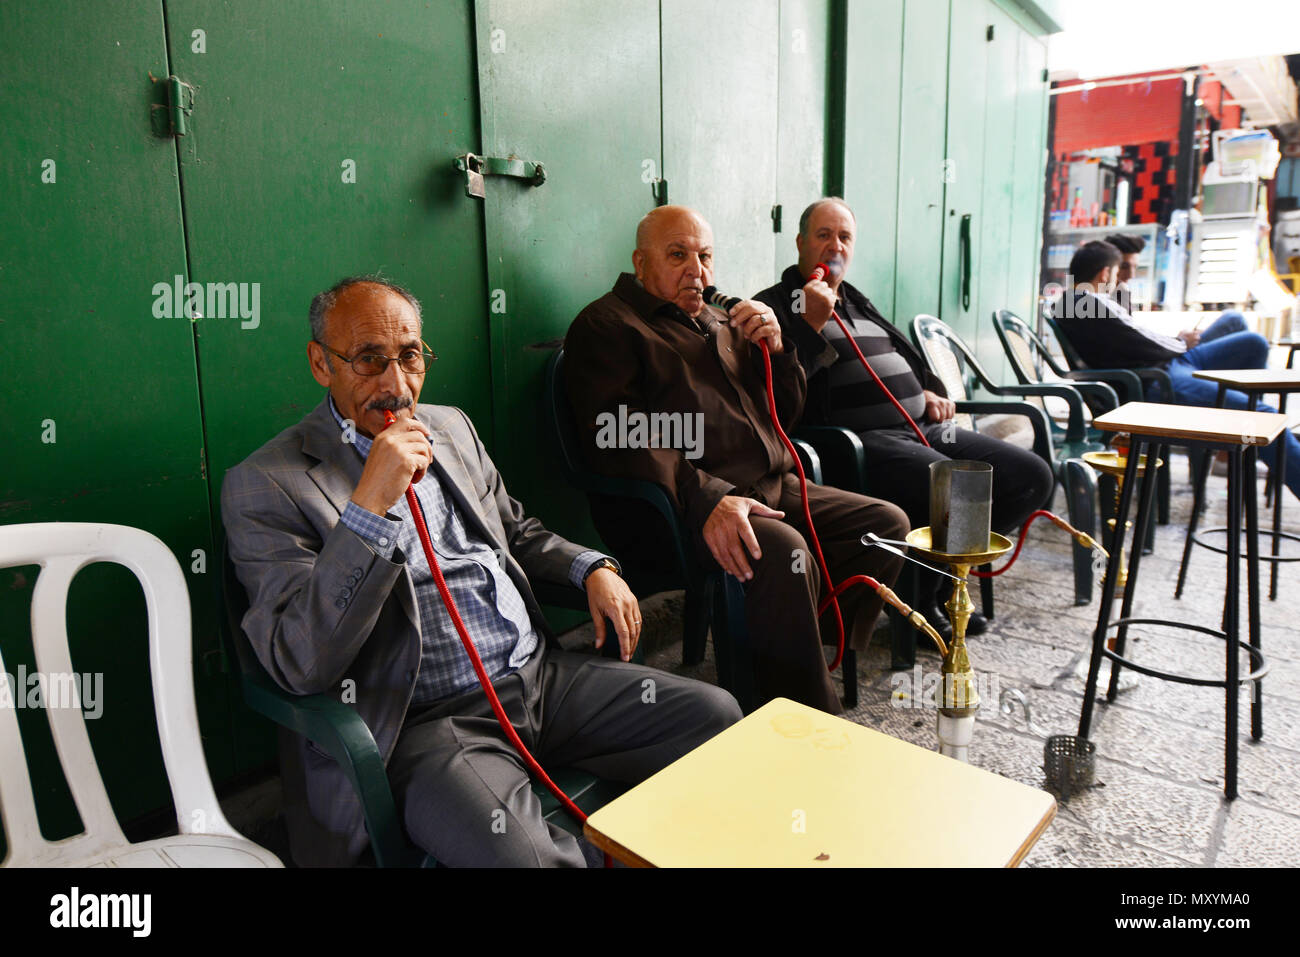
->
<box><xmin>702</xmin><ymin>495</ymin><xmax>786</xmax><ymax>581</ymax></box>
<box><xmin>351</xmin><ymin>414</ymin><xmax>432</xmax><ymax>515</ymax></box>
<box><xmin>923</xmin><ymin>389</ymin><xmax>956</xmax><ymax>423</ymax></box>
<box><xmin>727</xmin><ymin>300</ymin><xmax>783</xmax><ymax>353</ymax></box>
<box><xmin>800</xmin><ymin>278</ymin><xmax>837</xmax><ymax>333</ymax></box>
<box><xmin>1178</xmin><ymin>329</ymin><xmax>1201</xmax><ymax>348</ymax></box>
<box><xmin>586</xmin><ymin>568</ymin><xmax>640</xmax><ymax>661</ymax></box>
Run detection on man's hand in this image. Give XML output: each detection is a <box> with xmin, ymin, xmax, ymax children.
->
<box><xmin>923</xmin><ymin>389</ymin><xmax>956</xmax><ymax>423</ymax></box>
<box><xmin>727</xmin><ymin>300</ymin><xmax>783</xmax><ymax>354</ymax></box>
<box><xmin>350</xmin><ymin>415</ymin><xmax>433</xmax><ymax>516</ymax></box>
<box><xmin>1177</xmin><ymin>329</ymin><xmax>1201</xmax><ymax>348</ymax></box>
<box><xmin>702</xmin><ymin>495</ymin><xmax>786</xmax><ymax>582</ymax></box>
<box><xmin>586</xmin><ymin>568</ymin><xmax>641</xmax><ymax>661</ymax></box>
<box><xmin>800</xmin><ymin>277</ymin><xmax>837</xmax><ymax>333</ymax></box>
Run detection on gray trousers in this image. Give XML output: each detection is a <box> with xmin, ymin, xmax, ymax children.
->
<box><xmin>387</xmin><ymin>646</ymin><xmax>742</xmax><ymax>866</ymax></box>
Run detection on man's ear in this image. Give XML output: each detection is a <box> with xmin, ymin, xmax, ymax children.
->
<box><xmin>632</xmin><ymin>248</ymin><xmax>644</xmax><ymax>280</ymax></box>
<box><xmin>795</xmin><ymin>232</ymin><xmax>804</xmax><ymax>258</ymax></box>
<box><xmin>308</xmin><ymin>341</ymin><xmax>332</xmax><ymax>388</ymax></box>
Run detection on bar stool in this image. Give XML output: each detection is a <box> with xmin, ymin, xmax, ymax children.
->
<box><xmin>1078</xmin><ymin>402</ymin><xmax>1285</xmax><ymax>800</ymax></box>
<box><xmin>1174</xmin><ymin>369</ymin><xmax>1300</xmax><ymax>602</ymax></box>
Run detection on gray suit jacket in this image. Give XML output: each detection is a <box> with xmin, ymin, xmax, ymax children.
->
<box><xmin>221</xmin><ymin>397</ymin><xmax>590</xmax><ymax>867</ymax></box>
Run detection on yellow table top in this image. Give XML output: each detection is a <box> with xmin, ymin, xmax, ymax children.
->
<box><xmin>1191</xmin><ymin>368</ymin><xmax>1300</xmax><ymax>391</ymax></box>
<box><xmin>1093</xmin><ymin>401</ymin><xmax>1289</xmax><ymax>446</ymax></box>
<box><xmin>583</xmin><ymin>698</ymin><xmax>1057</xmax><ymax>868</ymax></box>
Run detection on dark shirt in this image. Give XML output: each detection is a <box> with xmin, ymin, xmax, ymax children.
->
<box><xmin>564</xmin><ymin>273</ymin><xmax>806</xmax><ymax>536</ymax></box>
<box><xmin>1053</xmin><ymin>289</ymin><xmax>1186</xmax><ymax>369</ymax></box>
<box><xmin>755</xmin><ymin>265</ymin><xmax>945</xmax><ymax>431</ymax></box>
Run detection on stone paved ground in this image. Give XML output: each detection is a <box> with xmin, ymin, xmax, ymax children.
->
<box><xmin>575</xmin><ymin>452</ymin><xmax>1300</xmax><ymax>868</ymax></box>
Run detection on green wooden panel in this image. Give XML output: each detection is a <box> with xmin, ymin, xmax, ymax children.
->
<box><xmin>0</xmin><ymin>0</ymin><xmax>229</xmax><ymax>844</ymax></box>
<box><xmin>164</xmin><ymin>1</ymin><xmax>489</xmax><ymax>758</ymax></box>
<box><xmin>1007</xmin><ymin>30</ymin><xmax>1048</xmax><ymax>328</ymax></box>
<box><xmin>773</xmin><ymin>0</ymin><xmax>831</xmax><ymax>279</ymax></box>
<box><xmin>893</xmin><ymin>0</ymin><xmax>950</xmax><ymax>328</ymax></box>
<box><xmin>164</xmin><ymin>0</ymin><xmax>492</xmax><ymax>485</ymax></box>
<box><xmin>972</xmin><ymin>2</ymin><xmax>1019</xmax><ymax>382</ymax></box>
<box><xmin>662</xmin><ymin>0</ymin><xmax>779</xmax><ymax>299</ymax></box>
<box><xmin>474</xmin><ymin>0</ymin><xmax>661</xmax><ymax>600</ymax></box>
<box><xmin>938</xmin><ymin>0</ymin><xmax>989</xmax><ymax>350</ymax></box>
<box><xmin>841</xmin><ymin>0</ymin><xmax>903</xmax><ymax>319</ymax></box>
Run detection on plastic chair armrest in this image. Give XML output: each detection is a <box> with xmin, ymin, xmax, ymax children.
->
<box><xmin>1063</xmin><ymin>368</ymin><xmax>1143</xmax><ymax>403</ymax></box>
<box><xmin>792</xmin><ymin>438</ymin><xmax>824</xmax><ymax>484</ymax></box>
<box><xmin>957</xmin><ymin>400</ymin><xmax>1054</xmax><ymax>466</ymax></box>
<box><xmin>796</xmin><ymin>425</ymin><xmax>868</xmax><ymax>490</ymax></box>
<box><xmin>239</xmin><ymin>669</ymin><xmax>419</xmax><ymax>867</ymax></box>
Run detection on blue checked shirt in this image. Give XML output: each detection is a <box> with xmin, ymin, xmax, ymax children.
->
<box><xmin>329</xmin><ymin>398</ymin><xmax>608</xmax><ymax>703</ymax></box>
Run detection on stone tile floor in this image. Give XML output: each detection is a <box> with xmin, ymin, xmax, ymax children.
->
<box><xmin>612</xmin><ymin>451</ymin><xmax>1300</xmax><ymax>868</ymax></box>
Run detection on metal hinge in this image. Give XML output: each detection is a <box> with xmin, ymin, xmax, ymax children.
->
<box><xmin>454</xmin><ymin>152</ymin><xmax>546</xmax><ymax>199</ymax></box>
<box><xmin>654</xmin><ymin>178</ymin><xmax>668</xmax><ymax>206</ymax></box>
<box><xmin>771</xmin><ymin>204</ymin><xmax>783</xmax><ymax>233</ymax></box>
<box><xmin>986</xmin><ymin>24</ymin><xmax>994</xmax><ymax>41</ymax></box>
<box><xmin>150</xmin><ymin>74</ymin><xmax>195</xmax><ymax>137</ymax></box>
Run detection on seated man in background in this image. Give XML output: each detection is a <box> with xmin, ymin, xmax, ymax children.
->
<box><xmin>1105</xmin><ymin>232</ymin><xmax>1247</xmax><ymax>340</ymax></box>
<box><xmin>1055</xmin><ymin>240</ymin><xmax>1300</xmax><ymax>501</ymax></box>
<box><xmin>564</xmin><ymin>205</ymin><xmax>908</xmax><ymax>715</ymax></box>
<box><xmin>756</xmin><ymin>198</ymin><xmax>1054</xmax><ymax>635</ymax></box>
<box><xmin>223</xmin><ymin>276</ymin><xmax>740</xmax><ymax>868</ymax></box>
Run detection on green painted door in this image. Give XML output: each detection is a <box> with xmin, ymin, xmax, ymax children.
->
<box><xmin>0</xmin><ymin>0</ymin><xmax>224</xmax><ymax>843</ymax></box>
<box><xmin>939</xmin><ymin>0</ymin><xmax>990</xmax><ymax>364</ymax></box>
<box><xmin>842</xmin><ymin>0</ymin><xmax>904</xmax><ymax>319</ymax></box>
<box><xmin>662</xmin><ymin>0</ymin><xmax>780</xmax><ymax>299</ymax></box>
<box><xmin>1007</xmin><ymin>29</ymin><xmax>1049</xmax><ymax>328</ymax></box>
<box><xmin>773</xmin><ymin>0</ymin><xmax>832</xmax><ymax>281</ymax></box>
<box><xmin>893</xmin><ymin>0</ymin><xmax>951</xmax><ymax>328</ymax></box>
<box><xmin>972</xmin><ymin>2</ymin><xmax>1020</xmax><ymax>380</ymax></box>
<box><xmin>472</xmin><ymin>0</ymin><xmax>661</xmax><ymax>569</ymax></box>
<box><xmin>164</xmin><ymin>0</ymin><xmax>490</xmax><ymax>765</ymax></box>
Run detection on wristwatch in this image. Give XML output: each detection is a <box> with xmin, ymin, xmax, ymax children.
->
<box><xmin>582</xmin><ymin>558</ymin><xmax>619</xmax><ymax>585</ymax></box>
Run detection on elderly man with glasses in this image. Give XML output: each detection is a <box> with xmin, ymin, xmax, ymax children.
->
<box><xmin>221</xmin><ymin>275</ymin><xmax>740</xmax><ymax>868</ymax></box>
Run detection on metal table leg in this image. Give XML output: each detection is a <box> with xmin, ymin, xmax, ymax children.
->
<box><xmin>1107</xmin><ymin>442</ymin><xmax>1164</xmax><ymax>701</ymax></box>
<box><xmin>1079</xmin><ymin>442</ymin><xmax>1143</xmax><ymax>740</ymax></box>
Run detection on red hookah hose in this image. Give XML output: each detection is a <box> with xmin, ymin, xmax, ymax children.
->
<box><xmin>383</xmin><ymin>410</ymin><xmax>609</xmax><ymax>866</ymax></box>
<box><xmin>969</xmin><ymin>509</ymin><xmax>1100</xmax><ymax>578</ymax></box>
<box><xmin>759</xmin><ymin>340</ymin><xmax>881</xmax><ymax>672</ymax></box>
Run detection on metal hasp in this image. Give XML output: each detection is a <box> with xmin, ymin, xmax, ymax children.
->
<box><xmin>454</xmin><ymin>152</ymin><xmax>547</xmax><ymax>199</ymax></box>
<box><xmin>151</xmin><ymin>75</ymin><xmax>194</xmax><ymax>137</ymax></box>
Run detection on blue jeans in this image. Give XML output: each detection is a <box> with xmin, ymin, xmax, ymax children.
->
<box><xmin>1162</xmin><ymin>312</ymin><xmax>1300</xmax><ymax>500</ymax></box>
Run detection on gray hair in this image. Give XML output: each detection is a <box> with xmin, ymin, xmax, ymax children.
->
<box><xmin>309</xmin><ymin>275</ymin><xmax>422</xmax><ymax>362</ymax></box>
<box><xmin>798</xmin><ymin>197</ymin><xmax>856</xmax><ymax>237</ymax></box>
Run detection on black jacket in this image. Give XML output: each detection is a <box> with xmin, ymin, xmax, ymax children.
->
<box><xmin>754</xmin><ymin>265</ymin><xmax>946</xmax><ymax>428</ymax></box>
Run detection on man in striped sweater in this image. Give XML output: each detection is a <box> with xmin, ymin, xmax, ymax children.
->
<box><xmin>756</xmin><ymin>198</ymin><xmax>1054</xmax><ymax>635</ymax></box>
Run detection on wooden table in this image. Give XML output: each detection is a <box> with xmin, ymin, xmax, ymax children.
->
<box><xmin>1189</xmin><ymin>369</ymin><xmax>1300</xmax><ymax>601</ymax></box>
<box><xmin>1083</xmin><ymin>402</ymin><xmax>1286</xmax><ymax>799</ymax></box>
<box><xmin>583</xmin><ymin>698</ymin><xmax>1057</xmax><ymax>868</ymax></box>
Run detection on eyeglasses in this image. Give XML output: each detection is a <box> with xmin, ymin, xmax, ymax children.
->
<box><xmin>316</xmin><ymin>339</ymin><xmax>437</xmax><ymax>376</ymax></box>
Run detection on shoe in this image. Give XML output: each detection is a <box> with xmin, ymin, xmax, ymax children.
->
<box><xmin>1072</xmin><ymin>654</ymin><xmax>1138</xmax><ymax>692</ymax></box>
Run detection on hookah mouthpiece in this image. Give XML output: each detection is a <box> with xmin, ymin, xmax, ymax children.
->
<box><xmin>702</xmin><ymin>285</ymin><xmax>741</xmax><ymax>312</ymax></box>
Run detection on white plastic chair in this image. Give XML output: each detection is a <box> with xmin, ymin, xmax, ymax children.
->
<box><xmin>0</xmin><ymin>523</ymin><xmax>281</xmax><ymax>867</ymax></box>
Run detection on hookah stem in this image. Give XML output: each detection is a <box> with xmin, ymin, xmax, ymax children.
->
<box><xmin>969</xmin><ymin>508</ymin><xmax>1105</xmax><ymax>578</ymax></box>
<box><xmin>829</xmin><ymin>311</ymin><xmax>930</xmax><ymax>448</ymax></box>
<box><xmin>382</xmin><ymin>410</ymin><xmax>608</xmax><ymax>864</ymax></box>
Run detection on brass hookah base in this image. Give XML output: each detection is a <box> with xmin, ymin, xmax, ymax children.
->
<box><xmin>905</xmin><ymin>527</ymin><xmax>1014</xmax><ymax>763</ymax></box>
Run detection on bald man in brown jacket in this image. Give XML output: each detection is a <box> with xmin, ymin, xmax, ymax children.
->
<box><xmin>564</xmin><ymin>206</ymin><xmax>907</xmax><ymax>714</ymax></box>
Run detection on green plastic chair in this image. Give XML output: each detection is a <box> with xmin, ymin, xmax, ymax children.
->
<box><xmin>999</xmin><ymin>308</ymin><xmax>1170</xmax><ymax>537</ymax></box>
<box><xmin>910</xmin><ymin>315</ymin><xmax>1101</xmax><ymax>606</ymax></box>
<box><xmin>221</xmin><ymin>549</ymin><xmax>623</xmax><ymax>867</ymax></box>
